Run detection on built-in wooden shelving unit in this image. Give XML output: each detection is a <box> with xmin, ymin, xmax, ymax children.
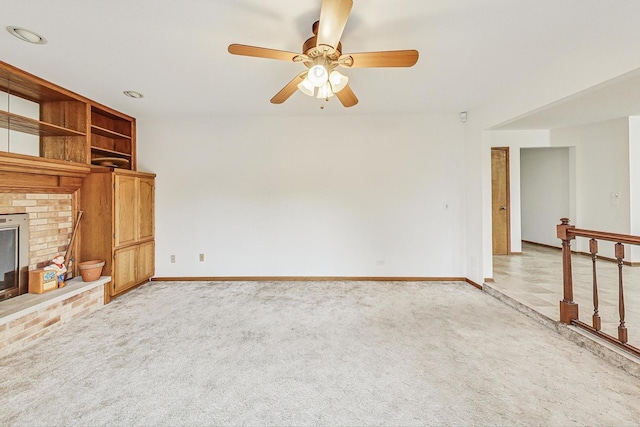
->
<box><xmin>0</xmin><ymin>111</ymin><xmax>86</xmax><ymax>137</ymax></box>
<box><xmin>0</xmin><ymin>60</ymin><xmax>136</xmax><ymax>171</ymax></box>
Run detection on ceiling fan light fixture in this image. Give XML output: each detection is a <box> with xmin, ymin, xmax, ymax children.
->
<box><xmin>308</xmin><ymin>64</ymin><xmax>329</xmax><ymax>87</ymax></box>
<box><xmin>329</xmin><ymin>70</ymin><xmax>348</xmax><ymax>93</ymax></box>
<box><xmin>316</xmin><ymin>82</ymin><xmax>334</xmax><ymax>99</ymax></box>
<box><xmin>228</xmin><ymin>0</ymin><xmax>416</xmax><ymax>108</ymax></box>
<box><xmin>297</xmin><ymin>78</ymin><xmax>315</xmax><ymax>97</ymax></box>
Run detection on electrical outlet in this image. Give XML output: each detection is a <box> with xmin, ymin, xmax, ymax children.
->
<box><xmin>170</xmin><ymin>255</ymin><xmax>176</xmax><ymax>263</ymax></box>
<box><xmin>199</xmin><ymin>253</ymin><xmax>205</xmax><ymax>262</ymax></box>
<box><xmin>376</xmin><ymin>259</ymin><xmax>385</xmax><ymax>267</ymax></box>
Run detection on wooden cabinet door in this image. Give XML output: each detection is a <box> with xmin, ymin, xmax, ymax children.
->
<box><xmin>114</xmin><ymin>174</ymin><xmax>137</xmax><ymax>247</ymax></box>
<box><xmin>113</xmin><ymin>245</ymin><xmax>137</xmax><ymax>294</ymax></box>
<box><xmin>137</xmin><ymin>177</ymin><xmax>154</xmax><ymax>241</ymax></box>
<box><xmin>137</xmin><ymin>241</ymin><xmax>155</xmax><ymax>282</ymax></box>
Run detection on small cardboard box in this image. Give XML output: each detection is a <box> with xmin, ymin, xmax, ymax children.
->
<box><xmin>29</xmin><ymin>269</ymin><xmax>59</xmax><ymax>294</ymax></box>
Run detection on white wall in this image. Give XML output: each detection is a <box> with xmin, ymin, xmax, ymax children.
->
<box><xmin>462</xmin><ymin>120</ymin><xmax>486</xmax><ymax>282</ymax></box>
<box><xmin>550</xmin><ymin>118</ymin><xmax>630</xmax><ymax>258</ymax></box>
<box><xmin>629</xmin><ymin>117</ymin><xmax>640</xmax><ymax>261</ymax></box>
<box><xmin>135</xmin><ymin>36</ymin><xmax>640</xmax><ymax>283</ymax></box>
<box><xmin>138</xmin><ymin>113</ymin><xmax>466</xmax><ymax>278</ymax></box>
<box><xmin>486</xmin><ymin>119</ymin><xmax>636</xmax><ymax>261</ymax></box>
<box><xmin>520</xmin><ymin>147</ymin><xmax>571</xmax><ymax>247</ymax></box>
<box><xmin>473</xmin><ymin>37</ymin><xmax>640</xmax><ymax>283</ymax></box>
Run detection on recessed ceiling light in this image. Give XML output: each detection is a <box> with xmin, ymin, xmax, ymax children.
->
<box><xmin>123</xmin><ymin>90</ymin><xmax>144</xmax><ymax>99</ymax></box>
<box><xmin>6</xmin><ymin>26</ymin><xmax>47</xmax><ymax>44</ymax></box>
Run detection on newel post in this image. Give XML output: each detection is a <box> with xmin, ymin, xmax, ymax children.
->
<box><xmin>557</xmin><ymin>218</ymin><xmax>579</xmax><ymax>324</ymax></box>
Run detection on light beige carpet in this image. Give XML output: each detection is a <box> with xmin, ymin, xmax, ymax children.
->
<box><xmin>1</xmin><ymin>280</ymin><xmax>639</xmax><ymax>426</ymax></box>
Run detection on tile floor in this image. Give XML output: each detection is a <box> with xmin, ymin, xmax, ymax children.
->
<box><xmin>490</xmin><ymin>242</ymin><xmax>640</xmax><ymax>350</ymax></box>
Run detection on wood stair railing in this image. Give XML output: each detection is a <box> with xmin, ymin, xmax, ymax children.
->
<box><xmin>557</xmin><ymin>218</ymin><xmax>640</xmax><ymax>357</ymax></box>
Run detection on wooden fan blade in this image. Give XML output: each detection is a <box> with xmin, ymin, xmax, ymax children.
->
<box><xmin>271</xmin><ymin>72</ymin><xmax>306</xmax><ymax>104</ymax></box>
<box><xmin>335</xmin><ymin>84</ymin><xmax>358</xmax><ymax>108</ymax></box>
<box><xmin>317</xmin><ymin>0</ymin><xmax>353</xmax><ymax>50</ymax></box>
<box><xmin>340</xmin><ymin>50</ymin><xmax>419</xmax><ymax>68</ymax></box>
<box><xmin>228</xmin><ymin>44</ymin><xmax>303</xmax><ymax>62</ymax></box>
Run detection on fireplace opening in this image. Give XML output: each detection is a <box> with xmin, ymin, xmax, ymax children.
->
<box><xmin>0</xmin><ymin>213</ymin><xmax>29</xmax><ymax>301</ymax></box>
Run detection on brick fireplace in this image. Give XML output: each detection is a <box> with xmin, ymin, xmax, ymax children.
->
<box><xmin>0</xmin><ymin>193</ymin><xmax>74</xmax><ymax>270</ymax></box>
<box><xmin>0</xmin><ymin>190</ymin><xmax>107</xmax><ymax>357</ymax></box>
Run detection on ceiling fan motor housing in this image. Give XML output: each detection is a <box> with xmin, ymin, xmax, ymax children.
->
<box><xmin>303</xmin><ymin>21</ymin><xmax>342</xmax><ymax>61</ymax></box>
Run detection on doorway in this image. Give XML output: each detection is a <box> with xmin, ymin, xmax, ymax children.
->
<box><xmin>491</xmin><ymin>147</ymin><xmax>510</xmax><ymax>254</ymax></box>
<box><xmin>520</xmin><ymin>147</ymin><xmax>571</xmax><ymax>247</ymax></box>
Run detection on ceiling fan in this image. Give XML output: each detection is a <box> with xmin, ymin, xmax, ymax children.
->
<box><xmin>228</xmin><ymin>0</ymin><xmax>419</xmax><ymax>108</ymax></box>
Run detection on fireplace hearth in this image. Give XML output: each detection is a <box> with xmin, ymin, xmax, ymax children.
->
<box><xmin>0</xmin><ymin>213</ymin><xmax>29</xmax><ymax>301</ymax></box>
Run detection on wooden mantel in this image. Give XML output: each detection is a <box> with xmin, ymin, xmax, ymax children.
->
<box><xmin>0</xmin><ymin>152</ymin><xmax>91</xmax><ymax>194</ymax></box>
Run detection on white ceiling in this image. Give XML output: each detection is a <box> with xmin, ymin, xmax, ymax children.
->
<box><xmin>495</xmin><ymin>68</ymin><xmax>640</xmax><ymax>130</ymax></box>
<box><xmin>3</xmin><ymin>0</ymin><xmax>640</xmax><ymax>124</ymax></box>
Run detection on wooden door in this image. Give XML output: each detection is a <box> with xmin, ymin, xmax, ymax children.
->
<box><xmin>113</xmin><ymin>245</ymin><xmax>137</xmax><ymax>294</ymax></box>
<box><xmin>137</xmin><ymin>241</ymin><xmax>155</xmax><ymax>282</ymax></box>
<box><xmin>137</xmin><ymin>177</ymin><xmax>154</xmax><ymax>241</ymax></box>
<box><xmin>114</xmin><ymin>174</ymin><xmax>137</xmax><ymax>248</ymax></box>
<box><xmin>491</xmin><ymin>147</ymin><xmax>510</xmax><ymax>255</ymax></box>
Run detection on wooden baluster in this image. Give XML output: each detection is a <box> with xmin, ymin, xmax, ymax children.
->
<box><xmin>557</xmin><ymin>218</ymin><xmax>578</xmax><ymax>324</ymax></box>
<box><xmin>615</xmin><ymin>243</ymin><xmax>628</xmax><ymax>343</ymax></box>
<box><xmin>590</xmin><ymin>239</ymin><xmax>601</xmax><ymax>331</ymax></box>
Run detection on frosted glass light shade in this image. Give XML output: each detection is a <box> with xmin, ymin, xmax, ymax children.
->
<box><xmin>329</xmin><ymin>70</ymin><xmax>348</xmax><ymax>93</ymax></box>
<box><xmin>297</xmin><ymin>78</ymin><xmax>315</xmax><ymax>97</ymax></box>
<box><xmin>308</xmin><ymin>65</ymin><xmax>329</xmax><ymax>87</ymax></box>
<box><xmin>316</xmin><ymin>82</ymin><xmax>334</xmax><ymax>99</ymax></box>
